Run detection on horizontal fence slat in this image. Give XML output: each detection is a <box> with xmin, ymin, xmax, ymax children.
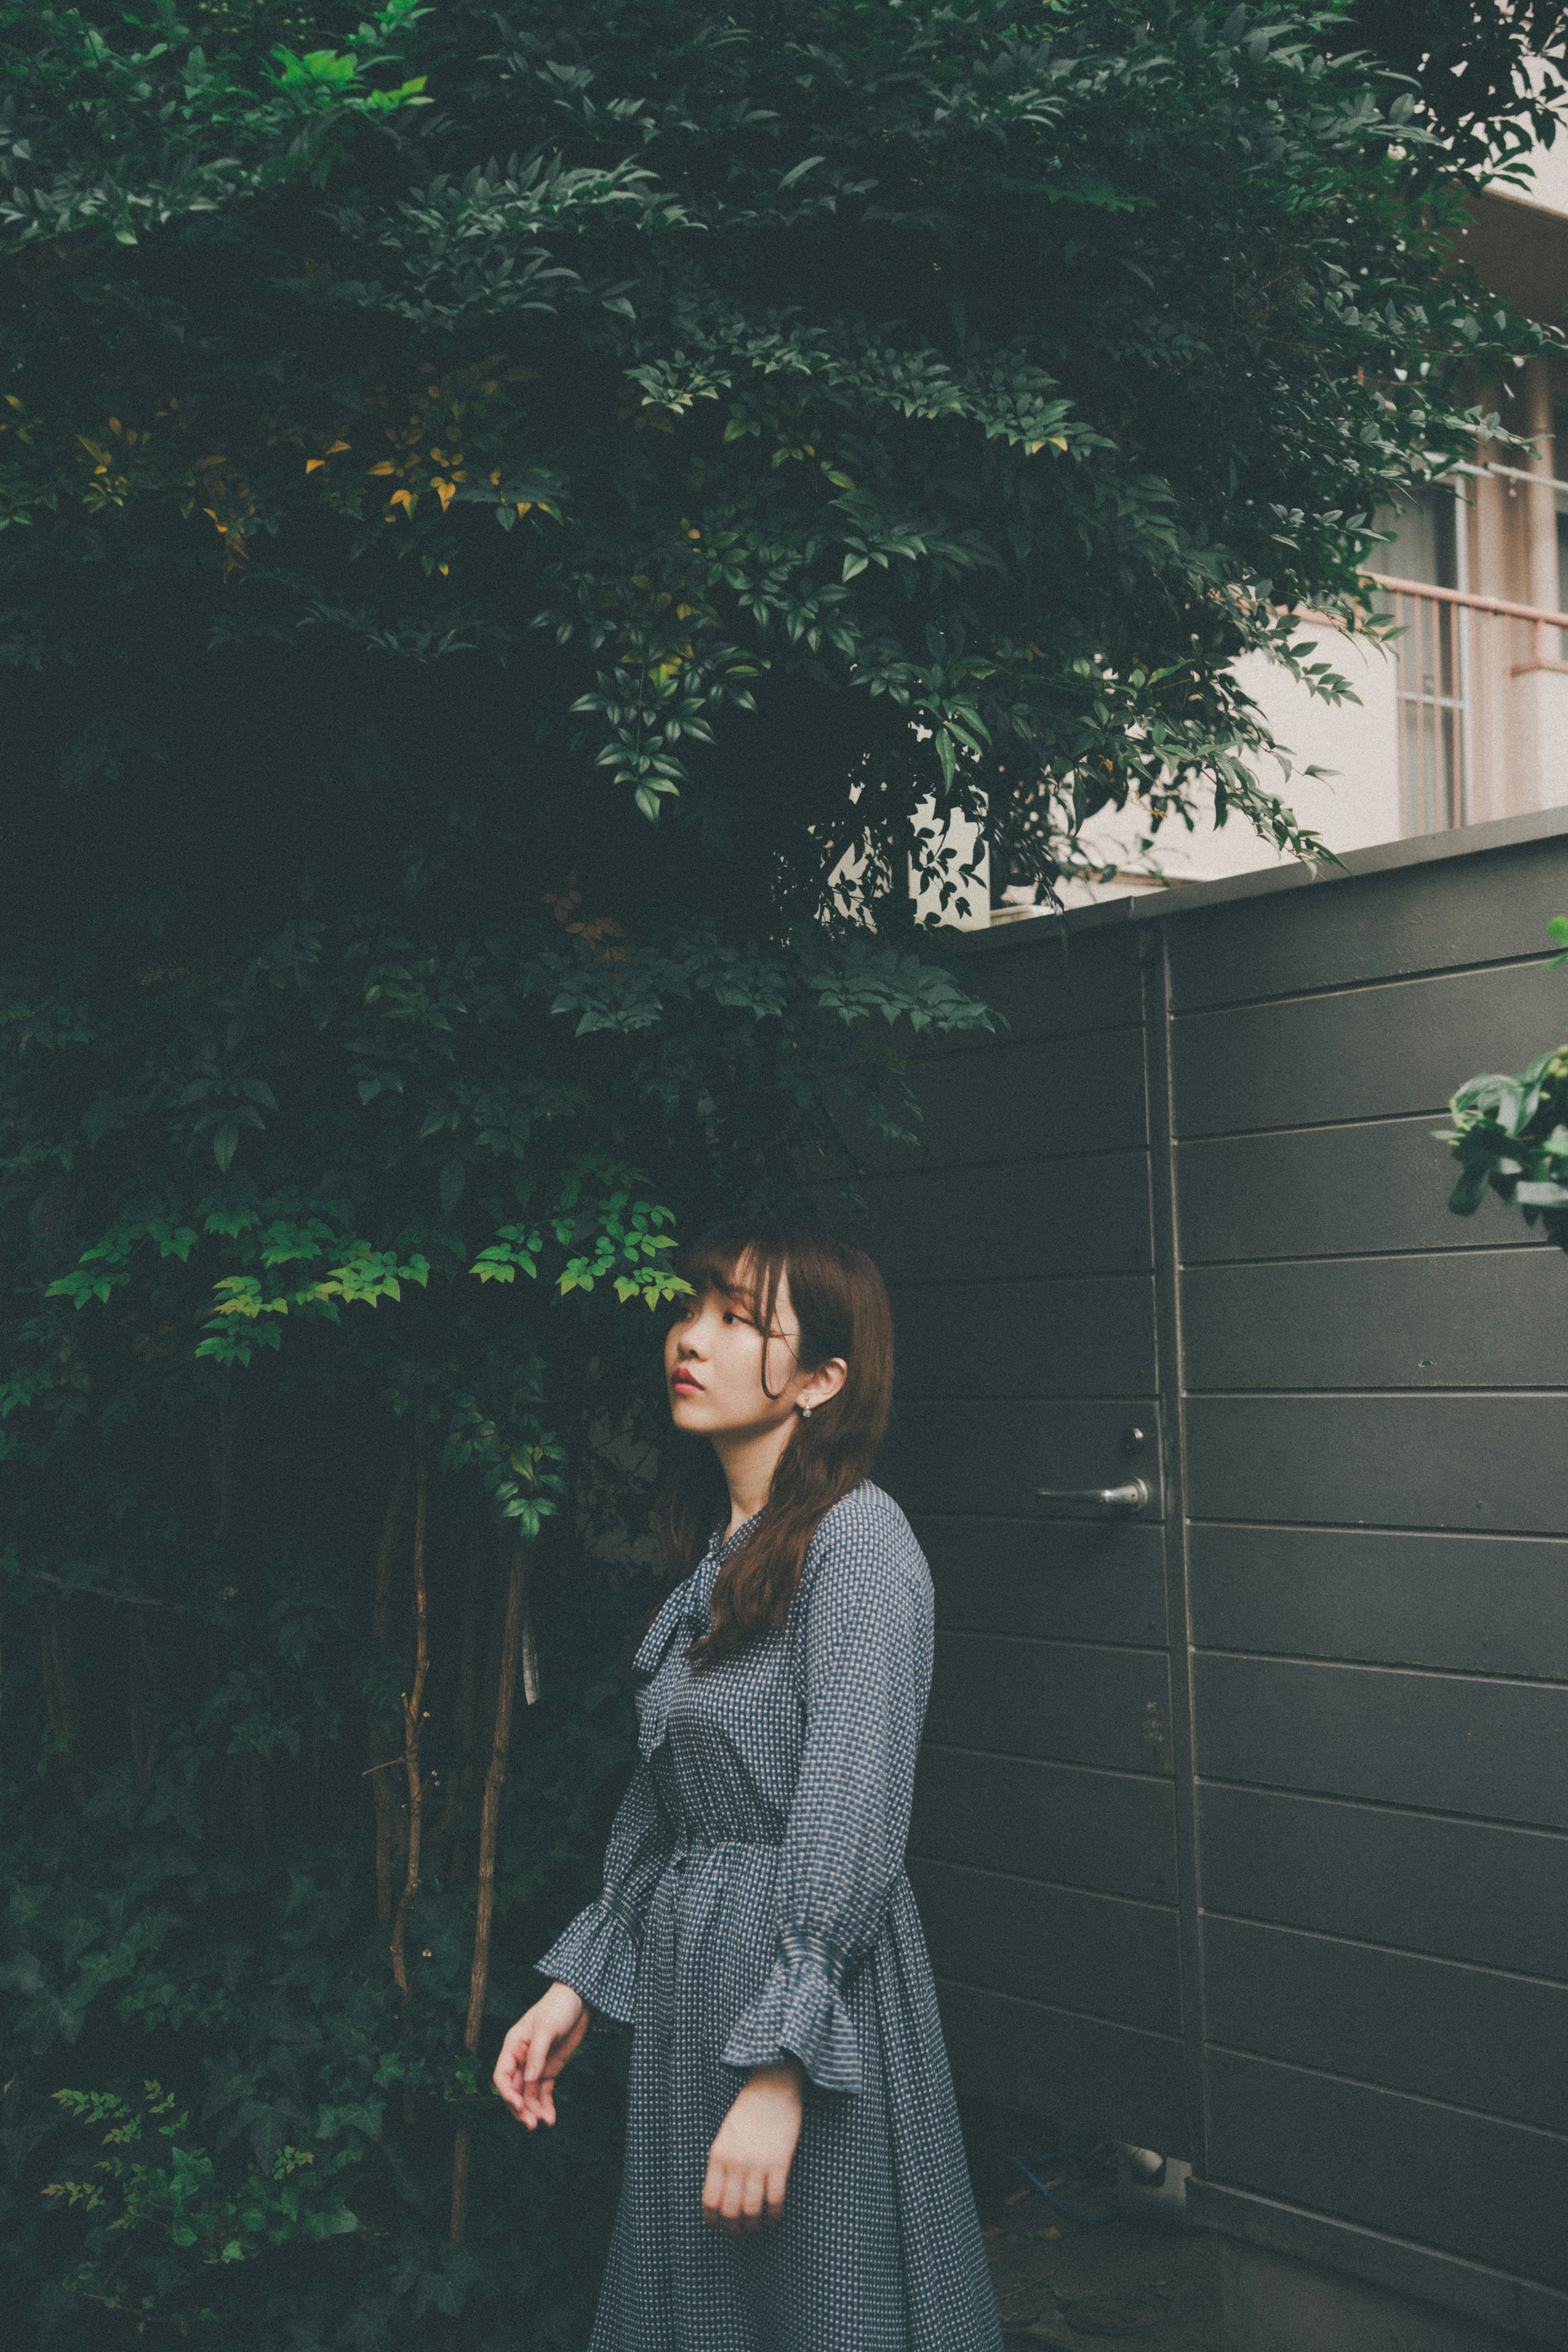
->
<box><xmin>1177</xmin><ymin>1115</ymin><xmax>1537</xmax><ymax>1264</ymax></box>
<box><xmin>1206</xmin><ymin>2049</ymin><xmax>1568</xmax><ymax>2291</ymax></box>
<box><xmin>892</xmin><ymin>1274</ymin><xmax>1157</xmax><ymax>1401</ymax></box>
<box><xmin>1190</xmin><ymin>1525</ymin><xmax>1568</xmax><ymax>1679</ymax></box>
<box><xmin>1181</xmin><ymin>1252</ymin><xmax>1568</xmax><ymax>1393</ymax></box>
<box><xmin>930</xmin><ymin>1632</ymin><xmax>1174</xmax><ymax>1777</ymax></box>
<box><xmin>833</xmin><ymin>1151</ymin><xmax>1152</xmax><ymax>1285</ymax></box>
<box><xmin>938</xmin><ymin>1982</ymin><xmax>1191</xmax><ymax>2158</ymax></box>
<box><xmin>1187</xmin><ymin>2180</ymin><xmax>1568</xmax><ymax>2350</ymax></box>
<box><xmin>1194</xmin><ymin>1654</ymin><xmax>1568</xmax><ymax>1830</ymax></box>
<box><xmin>918</xmin><ymin>1515</ymin><xmax>1169</xmax><ymax>1648</ymax></box>
<box><xmin>1184</xmin><ymin>1395</ymin><xmax>1568</xmax><ymax>1535</ymax></box>
<box><xmin>1171</xmin><ymin>959</ymin><xmax>1568</xmax><ymax>1139</ymax></box>
<box><xmin>942</xmin><ymin>926</ymin><xmax>1145</xmax><ymax>1045</ymax></box>
<box><xmin>1199</xmin><ymin>1786</ymin><xmax>1568</xmax><ymax>1982</ymax></box>
<box><xmin>841</xmin><ymin>1026</ymin><xmax>1148</xmax><ymax>1173</ymax></box>
<box><xmin>911</xmin><ymin>1859</ymin><xmax>1181</xmax><ymax>2035</ymax></box>
<box><xmin>1166</xmin><ymin>831</ymin><xmax>1568</xmax><ymax>1011</ymax></box>
<box><xmin>913</xmin><ymin>1749</ymin><xmax>1178</xmax><ymax>1905</ymax></box>
<box><xmin>1203</xmin><ymin>1916</ymin><xmax>1568</xmax><ymax>2133</ymax></box>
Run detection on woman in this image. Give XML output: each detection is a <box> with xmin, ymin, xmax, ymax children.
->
<box><xmin>494</xmin><ymin>1222</ymin><xmax>1002</xmax><ymax>2352</ymax></box>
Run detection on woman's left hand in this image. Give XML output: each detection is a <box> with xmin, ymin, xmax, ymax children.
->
<box><xmin>701</xmin><ymin>2060</ymin><xmax>804</xmax><ymax>2234</ymax></box>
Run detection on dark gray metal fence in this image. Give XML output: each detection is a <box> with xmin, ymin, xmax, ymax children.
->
<box><xmin>871</xmin><ymin>807</ymin><xmax>1568</xmax><ymax>2345</ymax></box>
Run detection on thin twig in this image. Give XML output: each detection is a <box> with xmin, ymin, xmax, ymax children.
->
<box><xmin>34</xmin><ymin>1591</ymin><xmax>86</xmax><ymax>1808</ymax></box>
<box><xmin>27</xmin><ymin>1569</ymin><xmax>180</xmax><ymax>1611</ymax></box>
<box><xmin>369</xmin><ymin>1456</ymin><xmax>412</xmax><ymax>1928</ymax></box>
<box><xmin>389</xmin><ymin>1456</ymin><xmax>430</xmax><ymax>2004</ymax></box>
<box><xmin>130</xmin><ymin>1612</ymin><xmax>163</xmax><ymax>1788</ymax></box>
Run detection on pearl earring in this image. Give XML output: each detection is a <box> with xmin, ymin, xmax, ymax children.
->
<box><xmin>798</xmin><ymin>1398</ymin><xmax>813</xmax><ymax>1418</ymax></box>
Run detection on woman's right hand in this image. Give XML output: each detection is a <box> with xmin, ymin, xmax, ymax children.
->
<box><xmin>493</xmin><ymin>1982</ymin><xmax>589</xmax><ymax>2128</ymax></box>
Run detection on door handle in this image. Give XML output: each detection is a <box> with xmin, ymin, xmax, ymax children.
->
<box><xmin>1034</xmin><ymin>1478</ymin><xmax>1151</xmax><ymax>1512</ymax></box>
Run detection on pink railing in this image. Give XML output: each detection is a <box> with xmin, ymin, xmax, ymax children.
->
<box><xmin>1368</xmin><ymin>575</ymin><xmax>1568</xmax><ymax>834</ymax></box>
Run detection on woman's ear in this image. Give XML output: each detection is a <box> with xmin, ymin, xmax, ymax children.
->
<box><xmin>798</xmin><ymin>1356</ymin><xmax>848</xmax><ymax>1412</ymax></box>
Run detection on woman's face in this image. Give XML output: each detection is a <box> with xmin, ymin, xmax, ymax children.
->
<box><xmin>665</xmin><ymin>1267</ymin><xmax>834</xmax><ymax>1439</ymax></box>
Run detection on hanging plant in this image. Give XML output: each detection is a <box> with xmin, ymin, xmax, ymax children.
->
<box><xmin>1442</xmin><ymin>918</ymin><xmax>1568</xmax><ymax>1251</ymax></box>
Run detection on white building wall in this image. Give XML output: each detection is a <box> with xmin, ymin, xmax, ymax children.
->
<box><xmin>1038</xmin><ymin>627</ymin><xmax>1404</xmax><ymax>912</ymax></box>
<box><xmin>1519</xmin><ymin>138</ymin><xmax>1568</xmax><ymax>218</ymax></box>
<box><xmin>1508</xmin><ymin>67</ymin><xmax>1568</xmax><ymax>218</ymax></box>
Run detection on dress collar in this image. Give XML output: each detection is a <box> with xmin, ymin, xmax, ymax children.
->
<box><xmin>716</xmin><ymin>1508</ymin><xmax>763</xmax><ymax>1564</ymax></box>
<box><xmin>630</xmin><ymin>1511</ymin><xmax>763</xmax><ymax>1676</ymax></box>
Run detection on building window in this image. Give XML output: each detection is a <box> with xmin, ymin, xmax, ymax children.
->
<box><xmin>1374</xmin><ymin>490</ymin><xmax>1464</xmax><ymax>834</ymax></box>
<box><xmin>1375</xmin><ymin>487</ymin><xmax>1458</xmax><ymax>592</ymax></box>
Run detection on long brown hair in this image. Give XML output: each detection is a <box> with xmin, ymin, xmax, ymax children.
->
<box><xmin>657</xmin><ymin>1221</ymin><xmax>895</xmax><ymax>1667</ymax></box>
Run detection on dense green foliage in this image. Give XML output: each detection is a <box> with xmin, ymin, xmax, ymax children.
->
<box><xmin>0</xmin><ymin>0</ymin><xmax>1558</xmax><ymax>914</ymax></box>
<box><xmin>2</xmin><ymin>3</ymin><xmax>1564</xmax><ymax>2345</ymax></box>
<box><xmin>1341</xmin><ymin>0</ymin><xmax>1568</xmax><ymax>178</ymax></box>
<box><xmin>1444</xmin><ymin>916</ymin><xmax>1568</xmax><ymax>1252</ymax></box>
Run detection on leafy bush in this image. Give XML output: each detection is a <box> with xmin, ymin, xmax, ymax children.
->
<box><xmin>42</xmin><ymin>2081</ymin><xmax>363</xmax><ymax>2317</ymax></box>
<box><xmin>0</xmin><ymin>887</ymin><xmax>991</xmax><ymax>2347</ymax></box>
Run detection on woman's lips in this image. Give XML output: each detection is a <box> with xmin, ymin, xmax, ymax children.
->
<box><xmin>671</xmin><ymin>1372</ymin><xmax>702</xmax><ymax>1394</ymax></box>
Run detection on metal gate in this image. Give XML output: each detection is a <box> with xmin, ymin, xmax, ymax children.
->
<box><xmin>871</xmin><ymin>808</ymin><xmax>1568</xmax><ymax>2345</ymax></box>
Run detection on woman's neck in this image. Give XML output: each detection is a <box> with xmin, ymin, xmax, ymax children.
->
<box><xmin>713</xmin><ymin>1418</ymin><xmax>795</xmax><ymax>1537</ymax></box>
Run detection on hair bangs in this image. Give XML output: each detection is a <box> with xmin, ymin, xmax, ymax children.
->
<box><xmin>674</xmin><ymin>1221</ymin><xmax>795</xmax><ymax>1390</ymax></box>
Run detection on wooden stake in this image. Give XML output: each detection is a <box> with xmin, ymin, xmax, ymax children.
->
<box><xmin>448</xmin><ymin>1536</ymin><xmax>527</xmax><ymax>2251</ymax></box>
<box><xmin>437</xmin><ymin>1525</ymin><xmax>484</xmax><ymax>1845</ymax></box>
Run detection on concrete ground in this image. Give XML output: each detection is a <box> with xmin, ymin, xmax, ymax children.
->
<box><xmin>984</xmin><ymin>2148</ymin><xmax>1223</xmax><ymax>2349</ymax></box>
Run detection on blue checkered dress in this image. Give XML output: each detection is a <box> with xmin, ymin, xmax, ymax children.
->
<box><xmin>537</xmin><ymin>1481</ymin><xmax>1003</xmax><ymax>2352</ymax></box>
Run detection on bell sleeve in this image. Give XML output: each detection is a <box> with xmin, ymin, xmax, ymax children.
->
<box><xmin>719</xmin><ymin>1500</ymin><xmax>933</xmax><ymax>2094</ymax></box>
<box><xmin>534</xmin><ymin>1753</ymin><xmax>673</xmax><ymax>2024</ymax></box>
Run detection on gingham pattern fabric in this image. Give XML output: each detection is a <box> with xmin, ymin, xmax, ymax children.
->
<box><xmin>536</xmin><ymin>1482</ymin><xmax>1003</xmax><ymax>2352</ymax></box>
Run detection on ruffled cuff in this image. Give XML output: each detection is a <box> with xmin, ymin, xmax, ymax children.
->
<box><xmin>535</xmin><ymin>1896</ymin><xmax>640</xmax><ymax>2026</ymax></box>
<box><xmin>720</xmin><ymin>1928</ymin><xmax>861</xmax><ymax>2093</ymax></box>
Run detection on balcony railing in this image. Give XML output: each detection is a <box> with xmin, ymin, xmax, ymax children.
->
<box><xmin>1369</xmin><ymin>575</ymin><xmax>1568</xmax><ymax>834</ymax></box>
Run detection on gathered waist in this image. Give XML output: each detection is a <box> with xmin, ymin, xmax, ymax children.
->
<box><xmin>666</xmin><ymin>1832</ymin><xmax>782</xmax><ymax>1862</ymax></box>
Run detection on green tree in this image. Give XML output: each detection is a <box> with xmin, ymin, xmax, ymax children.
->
<box><xmin>1340</xmin><ymin>1</ymin><xmax>1568</xmax><ymax>180</ymax></box>
<box><xmin>0</xmin><ymin>0</ymin><xmax>1557</xmax><ymax>921</ymax></box>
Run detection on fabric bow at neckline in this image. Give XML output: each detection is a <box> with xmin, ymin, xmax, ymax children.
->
<box><xmin>631</xmin><ymin>1511</ymin><xmax>764</xmax><ymax>1679</ymax></box>
<box><xmin>631</xmin><ymin>1567</ymin><xmax>711</xmax><ymax>1679</ymax></box>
